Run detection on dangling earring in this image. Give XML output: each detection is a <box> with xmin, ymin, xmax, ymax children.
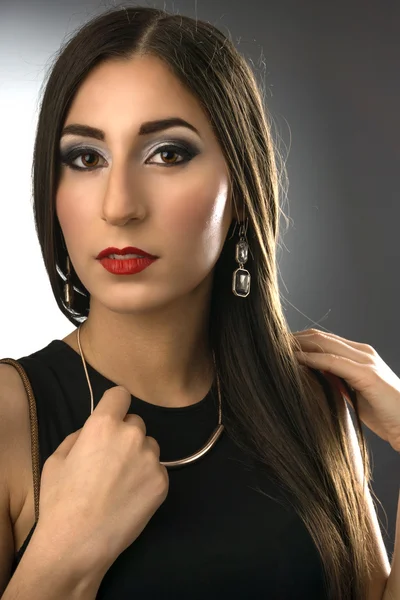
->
<box><xmin>232</xmin><ymin>217</ymin><xmax>251</xmax><ymax>297</ymax></box>
<box><xmin>64</xmin><ymin>255</ymin><xmax>74</xmax><ymax>309</ymax></box>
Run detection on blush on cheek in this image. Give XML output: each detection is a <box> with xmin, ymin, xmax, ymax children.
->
<box><xmin>171</xmin><ymin>178</ymin><xmax>229</xmax><ymax>235</ymax></box>
<box><xmin>56</xmin><ymin>191</ymin><xmax>92</xmax><ymax>240</ymax></box>
<box><xmin>167</xmin><ymin>198</ymin><xmax>229</xmax><ymax>267</ymax></box>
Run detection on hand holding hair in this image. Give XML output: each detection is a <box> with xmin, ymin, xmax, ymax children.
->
<box><xmin>293</xmin><ymin>329</ymin><xmax>400</xmax><ymax>452</ymax></box>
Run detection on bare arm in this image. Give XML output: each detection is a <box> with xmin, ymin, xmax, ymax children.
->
<box><xmin>0</xmin><ymin>363</ymin><xmax>109</xmax><ymax>599</ymax></box>
<box><xmin>1</xmin><ymin>528</ymin><xmax>109</xmax><ymax>600</ymax></box>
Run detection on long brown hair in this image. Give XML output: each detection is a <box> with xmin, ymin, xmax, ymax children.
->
<box><xmin>32</xmin><ymin>6</ymin><xmax>378</xmax><ymax>597</ymax></box>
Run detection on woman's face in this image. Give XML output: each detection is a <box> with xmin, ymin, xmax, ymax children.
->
<box><xmin>56</xmin><ymin>54</ymin><xmax>234</xmax><ymax>314</ymax></box>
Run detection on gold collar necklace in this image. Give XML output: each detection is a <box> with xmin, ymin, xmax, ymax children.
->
<box><xmin>76</xmin><ymin>324</ymin><xmax>225</xmax><ymax>468</ymax></box>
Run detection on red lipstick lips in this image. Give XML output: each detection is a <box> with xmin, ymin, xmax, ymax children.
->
<box><xmin>96</xmin><ymin>247</ymin><xmax>158</xmax><ymax>275</ymax></box>
<box><xmin>96</xmin><ymin>246</ymin><xmax>157</xmax><ymax>259</ymax></box>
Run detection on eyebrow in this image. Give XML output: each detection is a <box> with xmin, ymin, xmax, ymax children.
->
<box><xmin>60</xmin><ymin>117</ymin><xmax>200</xmax><ymax>142</ymax></box>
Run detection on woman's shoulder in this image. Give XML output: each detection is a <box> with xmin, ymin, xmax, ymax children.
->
<box><xmin>0</xmin><ymin>338</ymin><xmax>78</xmax><ymax>412</ymax></box>
<box><xmin>0</xmin><ymin>361</ymin><xmax>34</xmax><ymax>521</ymax></box>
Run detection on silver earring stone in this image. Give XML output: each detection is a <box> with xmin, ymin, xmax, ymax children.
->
<box><xmin>64</xmin><ymin>255</ymin><xmax>74</xmax><ymax>309</ymax></box>
<box><xmin>232</xmin><ymin>219</ymin><xmax>251</xmax><ymax>297</ymax></box>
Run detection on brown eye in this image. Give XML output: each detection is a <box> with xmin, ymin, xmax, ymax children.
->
<box><xmin>60</xmin><ymin>141</ymin><xmax>198</xmax><ymax>172</ymax></box>
<box><xmin>146</xmin><ymin>143</ymin><xmax>196</xmax><ymax>167</ymax></box>
<box><xmin>60</xmin><ymin>147</ymin><xmax>105</xmax><ymax>171</ymax></box>
<box><xmin>159</xmin><ymin>149</ymin><xmax>179</xmax><ymax>164</ymax></box>
<box><xmin>80</xmin><ymin>153</ymin><xmax>100</xmax><ymax>168</ymax></box>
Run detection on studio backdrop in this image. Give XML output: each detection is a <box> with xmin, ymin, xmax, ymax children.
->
<box><xmin>0</xmin><ymin>0</ymin><xmax>398</xmax><ymax>560</ymax></box>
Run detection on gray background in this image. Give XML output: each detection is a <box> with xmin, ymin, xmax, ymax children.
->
<box><xmin>1</xmin><ymin>0</ymin><xmax>399</xmax><ymax>559</ymax></box>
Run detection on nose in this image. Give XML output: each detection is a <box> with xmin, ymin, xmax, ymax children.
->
<box><xmin>101</xmin><ymin>163</ymin><xmax>146</xmax><ymax>226</ymax></box>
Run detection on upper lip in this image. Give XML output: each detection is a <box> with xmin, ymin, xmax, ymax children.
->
<box><xmin>96</xmin><ymin>246</ymin><xmax>158</xmax><ymax>259</ymax></box>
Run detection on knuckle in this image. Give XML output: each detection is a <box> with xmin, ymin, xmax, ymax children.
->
<box><xmin>125</xmin><ymin>413</ymin><xmax>146</xmax><ymax>429</ymax></box>
<box><xmin>42</xmin><ymin>454</ymin><xmax>57</xmax><ymax>473</ymax></box>
<box><xmin>363</xmin><ymin>343</ymin><xmax>376</xmax><ymax>354</ymax></box>
<box><xmin>161</xmin><ymin>469</ymin><xmax>170</xmax><ymax>490</ymax></box>
<box><xmin>131</xmin><ymin>416</ymin><xmax>146</xmax><ymax>435</ymax></box>
<box><xmin>155</xmin><ymin>467</ymin><xmax>169</xmax><ymax>493</ymax></box>
<box><xmin>147</xmin><ymin>435</ymin><xmax>160</xmax><ymax>451</ymax></box>
<box><xmin>42</xmin><ymin>455</ymin><xmax>53</xmax><ymax>469</ymax></box>
<box><xmin>143</xmin><ymin>438</ymin><xmax>164</xmax><ymax>469</ymax></box>
<box><xmin>126</xmin><ymin>425</ymin><xmax>145</xmax><ymax>446</ymax></box>
<box><xmin>132</xmin><ymin>414</ymin><xmax>146</xmax><ymax>428</ymax></box>
<box><xmin>92</xmin><ymin>412</ymin><xmax>115</xmax><ymax>428</ymax></box>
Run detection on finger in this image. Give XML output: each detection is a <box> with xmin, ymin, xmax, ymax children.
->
<box><xmin>294</xmin><ymin>351</ymin><xmax>367</xmax><ymax>400</ymax></box>
<box><xmin>317</xmin><ymin>368</ymin><xmax>355</xmax><ymax>408</ymax></box>
<box><xmin>54</xmin><ymin>412</ymin><xmax>147</xmax><ymax>462</ymax></box>
<box><xmin>294</xmin><ymin>334</ymin><xmax>372</xmax><ymax>365</ymax></box>
<box><xmin>145</xmin><ymin>435</ymin><xmax>161</xmax><ymax>458</ymax></box>
<box><xmin>93</xmin><ymin>386</ymin><xmax>132</xmax><ymax>421</ymax></box>
<box><xmin>123</xmin><ymin>413</ymin><xmax>147</xmax><ymax>436</ymax></box>
<box><xmin>293</xmin><ymin>329</ymin><xmax>371</xmax><ymax>353</ymax></box>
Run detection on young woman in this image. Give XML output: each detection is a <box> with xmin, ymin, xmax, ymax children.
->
<box><xmin>1</xmin><ymin>6</ymin><xmax>398</xmax><ymax>599</ymax></box>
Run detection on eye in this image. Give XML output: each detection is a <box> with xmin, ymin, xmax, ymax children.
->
<box><xmin>60</xmin><ymin>143</ymin><xmax>197</xmax><ymax>172</ymax></box>
<box><xmin>60</xmin><ymin>148</ymin><xmax>105</xmax><ymax>171</ymax></box>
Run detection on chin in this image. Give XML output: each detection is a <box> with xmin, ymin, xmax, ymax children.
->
<box><xmin>93</xmin><ymin>288</ymin><xmax>178</xmax><ymax>315</ymax></box>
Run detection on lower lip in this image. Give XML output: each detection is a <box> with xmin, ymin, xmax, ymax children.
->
<box><xmin>98</xmin><ymin>256</ymin><xmax>157</xmax><ymax>275</ymax></box>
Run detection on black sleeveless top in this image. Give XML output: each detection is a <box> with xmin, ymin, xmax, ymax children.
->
<box><xmin>9</xmin><ymin>339</ymin><xmax>329</xmax><ymax>598</ymax></box>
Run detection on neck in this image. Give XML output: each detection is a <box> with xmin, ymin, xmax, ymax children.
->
<box><xmin>71</xmin><ymin>297</ymin><xmax>215</xmax><ymax>408</ymax></box>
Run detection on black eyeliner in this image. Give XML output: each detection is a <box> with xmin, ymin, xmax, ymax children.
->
<box><xmin>59</xmin><ymin>140</ymin><xmax>200</xmax><ymax>170</ymax></box>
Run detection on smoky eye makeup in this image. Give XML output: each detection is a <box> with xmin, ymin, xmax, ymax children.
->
<box><xmin>58</xmin><ymin>137</ymin><xmax>202</xmax><ymax>170</ymax></box>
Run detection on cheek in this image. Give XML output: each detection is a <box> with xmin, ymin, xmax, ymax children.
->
<box><xmin>162</xmin><ymin>175</ymin><xmax>231</xmax><ymax>245</ymax></box>
<box><xmin>56</xmin><ymin>166</ymin><xmax>232</xmax><ymax>265</ymax></box>
<box><xmin>56</xmin><ymin>188</ymin><xmax>91</xmax><ymax>240</ymax></box>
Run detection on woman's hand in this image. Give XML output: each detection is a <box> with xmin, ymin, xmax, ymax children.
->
<box><xmin>292</xmin><ymin>329</ymin><xmax>400</xmax><ymax>452</ymax></box>
<box><xmin>35</xmin><ymin>387</ymin><xmax>170</xmax><ymax>573</ymax></box>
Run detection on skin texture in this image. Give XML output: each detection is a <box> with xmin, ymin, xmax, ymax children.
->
<box><xmin>56</xmin><ymin>54</ymin><xmax>238</xmax><ymax>407</ymax></box>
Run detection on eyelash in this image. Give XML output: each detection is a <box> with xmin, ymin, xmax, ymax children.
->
<box><xmin>60</xmin><ymin>143</ymin><xmax>197</xmax><ymax>171</ymax></box>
